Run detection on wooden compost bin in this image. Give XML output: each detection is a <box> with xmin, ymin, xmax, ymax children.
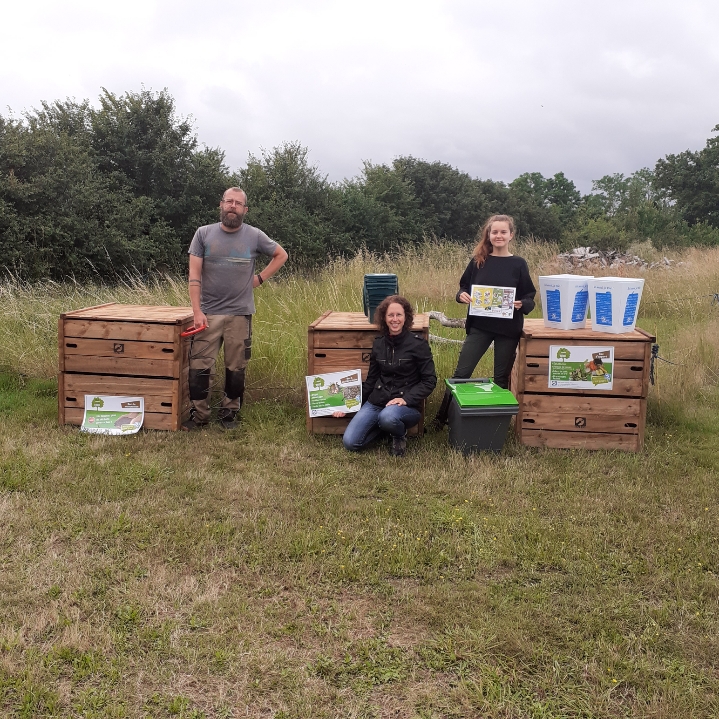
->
<box><xmin>307</xmin><ymin>311</ymin><xmax>430</xmax><ymax>435</ymax></box>
<box><xmin>59</xmin><ymin>303</ymin><xmax>194</xmax><ymax>431</ymax></box>
<box><xmin>510</xmin><ymin>318</ymin><xmax>655</xmax><ymax>452</ymax></box>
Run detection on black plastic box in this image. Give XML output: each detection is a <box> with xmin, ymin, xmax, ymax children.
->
<box><xmin>446</xmin><ymin>379</ymin><xmax>518</xmax><ymax>455</ymax></box>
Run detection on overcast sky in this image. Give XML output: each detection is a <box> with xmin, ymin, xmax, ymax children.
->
<box><xmin>2</xmin><ymin>0</ymin><xmax>718</xmax><ymax>192</ymax></box>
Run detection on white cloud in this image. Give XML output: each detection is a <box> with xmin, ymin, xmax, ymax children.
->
<box><xmin>2</xmin><ymin>0</ymin><xmax>718</xmax><ymax>192</ymax></box>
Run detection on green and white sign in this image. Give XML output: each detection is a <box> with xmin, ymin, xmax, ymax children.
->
<box><xmin>306</xmin><ymin>369</ymin><xmax>362</xmax><ymax>417</ymax></box>
<box><xmin>81</xmin><ymin>396</ymin><xmax>144</xmax><ymax>435</ymax></box>
<box><xmin>548</xmin><ymin>345</ymin><xmax>614</xmax><ymax>390</ymax></box>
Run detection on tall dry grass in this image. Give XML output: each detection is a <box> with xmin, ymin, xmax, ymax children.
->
<box><xmin>2</xmin><ymin>243</ymin><xmax>719</xmax><ymax>718</ymax></box>
<box><xmin>1</xmin><ymin>240</ymin><xmax>718</xmax><ymax>411</ymax></box>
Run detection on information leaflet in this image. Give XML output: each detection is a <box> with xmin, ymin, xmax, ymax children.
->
<box><xmin>469</xmin><ymin>284</ymin><xmax>516</xmax><ymax>319</ymax></box>
<box><xmin>81</xmin><ymin>396</ymin><xmax>144</xmax><ymax>434</ymax></box>
<box><xmin>548</xmin><ymin>346</ymin><xmax>614</xmax><ymax>390</ymax></box>
<box><xmin>306</xmin><ymin>369</ymin><xmax>363</xmax><ymax>417</ymax></box>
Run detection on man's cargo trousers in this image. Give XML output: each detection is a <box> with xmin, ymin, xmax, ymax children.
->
<box><xmin>188</xmin><ymin>314</ymin><xmax>252</xmax><ymax>423</ymax></box>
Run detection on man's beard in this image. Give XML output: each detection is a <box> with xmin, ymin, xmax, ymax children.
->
<box><xmin>221</xmin><ymin>209</ymin><xmax>243</xmax><ymax>229</ymax></box>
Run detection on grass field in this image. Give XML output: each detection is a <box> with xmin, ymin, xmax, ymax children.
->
<box><xmin>1</xmin><ymin>242</ymin><xmax>718</xmax><ymax>718</ymax></box>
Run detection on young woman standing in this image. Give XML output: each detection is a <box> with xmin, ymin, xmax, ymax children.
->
<box><xmin>433</xmin><ymin>214</ymin><xmax>536</xmax><ymax>428</ymax></box>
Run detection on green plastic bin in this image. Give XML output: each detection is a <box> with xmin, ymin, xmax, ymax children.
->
<box><xmin>446</xmin><ymin>378</ymin><xmax>518</xmax><ymax>455</ymax></box>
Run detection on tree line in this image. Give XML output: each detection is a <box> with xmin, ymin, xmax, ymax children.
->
<box><xmin>1</xmin><ymin>89</ymin><xmax>718</xmax><ymax>280</ymax></box>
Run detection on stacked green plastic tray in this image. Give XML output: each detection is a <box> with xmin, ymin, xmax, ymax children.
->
<box><xmin>363</xmin><ymin>274</ymin><xmax>399</xmax><ymax>322</ymax></box>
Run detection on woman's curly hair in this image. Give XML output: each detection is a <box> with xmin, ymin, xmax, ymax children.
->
<box><xmin>374</xmin><ymin>295</ymin><xmax>414</xmax><ymax>335</ymax></box>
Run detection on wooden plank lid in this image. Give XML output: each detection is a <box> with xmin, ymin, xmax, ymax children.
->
<box><xmin>61</xmin><ymin>303</ymin><xmax>193</xmax><ymax>323</ymax></box>
<box><xmin>311</xmin><ymin>311</ymin><xmax>430</xmax><ymax>331</ymax></box>
<box><xmin>521</xmin><ymin>318</ymin><xmax>655</xmax><ymax>342</ymax></box>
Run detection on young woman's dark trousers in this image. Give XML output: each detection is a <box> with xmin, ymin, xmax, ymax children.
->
<box><xmin>453</xmin><ymin>327</ymin><xmax>519</xmax><ymax>388</ymax></box>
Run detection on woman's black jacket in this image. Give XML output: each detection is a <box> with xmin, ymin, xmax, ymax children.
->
<box><xmin>362</xmin><ymin>330</ymin><xmax>437</xmax><ymax>408</ymax></box>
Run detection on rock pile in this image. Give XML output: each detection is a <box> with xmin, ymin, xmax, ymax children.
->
<box><xmin>558</xmin><ymin>247</ymin><xmax>678</xmax><ymax>270</ymax></box>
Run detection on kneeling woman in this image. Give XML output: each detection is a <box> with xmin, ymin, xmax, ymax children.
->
<box><xmin>333</xmin><ymin>295</ymin><xmax>437</xmax><ymax>456</ymax></box>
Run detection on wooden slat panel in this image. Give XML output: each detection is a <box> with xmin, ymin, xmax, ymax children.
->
<box><xmin>310</xmin><ymin>350</ymin><xmax>372</xmax><ymax>380</ymax></box>
<box><xmin>58</xmin><ymin>369</ymin><xmax>65</xmax><ymax>425</ymax></box>
<box><xmin>519</xmin><ymin>412</ymin><xmax>640</xmax><ymax>434</ymax></box>
<box><xmin>311</xmin><ymin>415</ymin><xmax>351</xmax><ymax>434</ymax></box>
<box><xmin>63</xmin><ymin>394</ymin><xmax>181</xmax><ymax>414</ymax></box>
<box><xmin>312</xmin><ymin>328</ymin><xmax>430</xmax><ymax>349</ymax></box>
<box><xmin>306</xmin><ymin>325</ymin><xmax>316</xmax><ymax>432</ymax></box>
<box><xmin>312</xmin><ymin>312</ymin><xmax>429</xmax><ymax>332</ymax></box>
<box><xmin>61</xmin><ymin>373</ymin><xmax>190</xmax><ymax>416</ymax></box>
<box><xmin>525</xmin><ymin>338</ymin><xmax>648</xmax><ymax>361</ymax></box>
<box><xmin>58</xmin><ymin>318</ymin><xmax>66</xmax><ymax>425</ymax></box>
<box><xmin>310</xmin><ymin>415</ymin><xmax>420</xmax><ymax>436</ymax></box>
<box><xmin>522</xmin><ymin>358</ymin><xmax>645</xmax><ymax>379</ymax></box>
<box><xmin>308</xmin><ymin>310</ymin><xmax>332</xmax><ymax>330</ymax></box>
<box><xmin>178</xmin><ymin>371</ymin><xmax>189</xmax><ymax>431</ymax></box>
<box><xmin>63</xmin><ymin>356</ymin><xmax>177</xmax><ymax>378</ymax></box>
<box><xmin>523</xmin><ymin>373</ymin><xmax>643</xmax><ymax>397</ymax></box>
<box><xmin>634</xmin><ymin>327</ymin><xmax>657</xmax><ymax>341</ymax></box>
<box><xmin>171</xmin><ymin>325</ymin><xmax>182</xmax><ymax>430</ymax></box>
<box><xmin>63</xmin><ymin>304</ymin><xmax>192</xmax><ymax>322</ymax></box>
<box><xmin>511</xmin><ymin>339</ymin><xmax>526</xmax><ymax>395</ymax></box>
<box><xmin>63</xmin><ymin>338</ymin><xmax>177</xmax><ymax>360</ymax></box>
<box><xmin>517</xmin><ymin>394</ymin><xmax>643</xmax><ymax>415</ymax></box>
<box><xmin>518</xmin><ymin>428</ymin><xmax>640</xmax><ymax>451</ymax></box>
<box><xmin>641</xmin><ymin>341</ymin><xmax>651</xmax><ymax>399</ymax></box>
<box><xmin>64</xmin><ymin>408</ymin><xmax>177</xmax><ymax>431</ymax></box>
<box><xmin>312</xmin><ymin>330</ymin><xmax>380</xmax><ymax>349</ymax></box>
<box><xmin>58</xmin><ymin>317</ymin><xmax>66</xmax><ymax>372</ymax></box>
<box><xmin>62</xmin><ymin>373</ymin><xmax>177</xmax><ymax>395</ymax></box>
<box><xmin>521</xmin><ymin>318</ymin><xmax>654</xmax><ymax>342</ymax></box>
<box><xmin>63</xmin><ymin>319</ymin><xmax>178</xmax><ymax>343</ymax></box>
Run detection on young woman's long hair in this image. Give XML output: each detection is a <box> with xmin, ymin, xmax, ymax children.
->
<box><xmin>374</xmin><ymin>295</ymin><xmax>414</xmax><ymax>335</ymax></box>
<box><xmin>472</xmin><ymin>214</ymin><xmax>516</xmax><ymax>267</ymax></box>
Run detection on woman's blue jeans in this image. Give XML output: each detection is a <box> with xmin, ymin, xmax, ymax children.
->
<box><xmin>342</xmin><ymin>402</ymin><xmax>421</xmax><ymax>452</ymax></box>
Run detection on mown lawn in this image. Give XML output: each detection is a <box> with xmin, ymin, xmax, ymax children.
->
<box><xmin>2</xmin><ymin>372</ymin><xmax>718</xmax><ymax>718</ymax></box>
<box><xmin>1</xmin><ymin>243</ymin><xmax>719</xmax><ymax>717</ymax></box>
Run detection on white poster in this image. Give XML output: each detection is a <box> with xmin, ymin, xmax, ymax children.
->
<box><xmin>548</xmin><ymin>346</ymin><xmax>615</xmax><ymax>390</ymax></box>
<box><xmin>81</xmin><ymin>396</ymin><xmax>144</xmax><ymax>434</ymax></box>
<box><xmin>469</xmin><ymin>284</ymin><xmax>516</xmax><ymax>319</ymax></box>
<box><xmin>306</xmin><ymin>369</ymin><xmax>363</xmax><ymax>417</ymax></box>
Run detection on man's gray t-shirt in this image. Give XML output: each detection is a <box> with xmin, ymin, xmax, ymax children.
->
<box><xmin>188</xmin><ymin>222</ymin><xmax>277</xmax><ymax>315</ymax></box>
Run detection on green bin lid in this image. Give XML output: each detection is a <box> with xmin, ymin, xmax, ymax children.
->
<box><xmin>445</xmin><ymin>379</ymin><xmax>518</xmax><ymax>408</ymax></box>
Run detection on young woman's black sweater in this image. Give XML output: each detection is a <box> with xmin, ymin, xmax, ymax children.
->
<box><xmin>456</xmin><ymin>255</ymin><xmax>537</xmax><ymax>338</ymax></box>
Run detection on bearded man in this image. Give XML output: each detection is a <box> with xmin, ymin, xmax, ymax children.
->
<box><xmin>184</xmin><ymin>187</ymin><xmax>288</xmax><ymax>430</ymax></box>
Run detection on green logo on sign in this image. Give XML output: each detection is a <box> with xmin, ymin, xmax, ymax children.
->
<box><xmin>313</xmin><ymin>377</ymin><xmax>325</xmax><ymax>388</ymax></box>
<box><xmin>556</xmin><ymin>347</ymin><xmax>571</xmax><ymax>361</ymax></box>
<box><xmin>91</xmin><ymin>397</ymin><xmax>104</xmax><ymax>408</ymax></box>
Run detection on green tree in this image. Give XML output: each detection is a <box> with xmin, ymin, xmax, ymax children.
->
<box><xmin>507</xmin><ymin>173</ymin><xmax>562</xmax><ymax>240</ymax></box>
<box><xmin>0</xmin><ymin>90</ymin><xmax>233</xmax><ymax>280</ymax></box>
<box><xmin>239</xmin><ymin>142</ymin><xmax>352</xmax><ymax>263</ymax></box>
<box><xmin>90</xmin><ymin>88</ymin><xmax>232</xmax><ymax>243</ymax></box>
<box><xmin>388</xmin><ymin>157</ymin><xmax>493</xmax><ymax>241</ymax></box>
<box><xmin>654</xmin><ymin>125</ymin><xmax>719</xmax><ymax>227</ymax></box>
